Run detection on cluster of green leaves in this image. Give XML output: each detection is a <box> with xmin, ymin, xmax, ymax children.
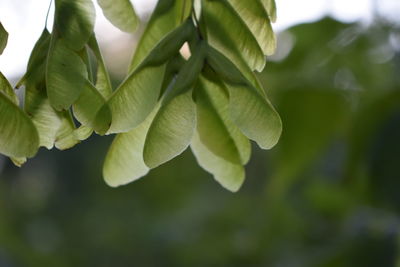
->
<box><xmin>0</xmin><ymin>0</ymin><xmax>281</xmax><ymax>192</ymax></box>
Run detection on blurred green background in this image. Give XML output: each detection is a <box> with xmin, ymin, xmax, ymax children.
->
<box><xmin>1</xmin><ymin>15</ymin><xmax>400</xmax><ymax>267</ymax></box>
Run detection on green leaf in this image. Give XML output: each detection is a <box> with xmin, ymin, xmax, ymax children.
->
<box><xmin>129</xmin><ymin>0</ymin><xmax>192</xmax><ymax>71</ymax></box>
<box><xmin>139</xmin><ymin>20</ymin><xmax>194</xmax><ymax>68</ymax></box>
<box><xmin>46</xmin><ymin>39</ymin><xmax>88</xmax><ymax>111</ymax></box>
<box><xmin>226</xmin><ymin>83</ymin><xmax>282</xmax><ymax>149</ymax></box>
<box><xmin>144</xmin><ymin>90</ymin><xmax>196</xmax><ymax>168</ymax></box>
<box><xmin>54</xmin><ymin>110</ymin><xmax>80</xmax><ymax>150</ymax></box>
<box><xmin>17</xmin><ymin>30</ymin><xmax>51</xmax><ymax>89</ymax></box>
<box><xmin>25</xmin><ymin>86</ymin><xmax>62</xmax><ymax>149</ymax></box>
<box><xmin>191</xmin><ymin>131</ymin><xmax>245</xmax><ymax>192</ymax></box>
<box><xmin>103</xmin><ymin>106</ymin><xmax>159</xmax><ymax>187</ymax></box>
<box><xmin>72</xmin><ymin>81</ymin><xmax>111</xmax><ymax>134</ymax></box>
<box><xmin>0</xmin><ymin>72</ymin><xmax>18</xmax><ymax>104</ymax></box>
<box><xmin>104</xmin><ymin>64</ymin><xmax>165</xmax><ymax>133</ymax></box>
<box><xmin>206</xmin><ymin>46</ymin><xmax>266</xmax><ymax>97</ymax></box>
<box><xmin>196</xmin><ymin>76</ymin><xmax>251</xmax><ymax>165</ymax></box>
<box><xmin>202</xmin><ymin>0</ymin><xmax>265</xmax><ymax>71</ymax></box>
<box><xmin>259</xmin><ymin>0</ymin><xmax>277</xmax><ymax>22</ymax></box>
<box><xmin>162</xmin><ymin>40</ymin><xmax>206</xmax><ymax>102</ymax></box>
<box><xmin>87</xmin><ymin>34</ymin><xmax>113</xmax><ymax>98</ymax></box>
<box><xmin>97</xmin><ymin>0</ymin><xmax>139</xmax><ymax>33</ymax></box>
<box><xmin>55</xmin><ymin>0</ymin><xmax>96</xmax><ymax>51</ymax></box>
<box><xmin>227</xmin><ymin>0</ymin><xmax>276</xmax><ymax>56</ymax></box>
<box><xmin>0</xmin><ymin>22</ymin><xmax>8</xmax><ymax>55</ymax></box>
<box><xmin>0</xmin><ymin>92</ymin><xmax>39</xmax><ymax>158</ymax></box>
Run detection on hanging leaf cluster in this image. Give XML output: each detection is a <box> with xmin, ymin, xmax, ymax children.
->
<box><xmin>0</xmin><ymin>0</ymin><xmax>281</xmax><ymax>192</ymax></box>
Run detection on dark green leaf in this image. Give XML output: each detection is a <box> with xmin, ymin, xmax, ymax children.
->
<box><xmin>129</xmin><ymin>0</ymin><xmax>192</xmax><ymax>71</ymax></box>
<box><xmin>46</xmin><ymin>39</ymin><xmax>88</xmax><ymax>111</ymax></box>
<box><xmin>55</xmin><ymin>0</ymin><xmax>96</xmax><ymax>51</ymax></box>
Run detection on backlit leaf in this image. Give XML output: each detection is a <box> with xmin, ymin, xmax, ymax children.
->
<box><xmin>191</xmin><ymin>131</ymin><xmax>245</xmax><ymax>192</ymax></box>
<box><xmin>129</xmin><ymin>0</ymin><xmax>192</xmax><ymax>71</ymax></box>
<box><xmin>0</xmin><ymin>72</ymin><xmax>18</xmax><ymax>104</ymax></box>
<box><xmin>73</xmin><ymin>81</ymin><xmax>111</xmax><ymax>134</ymax></box>
<box><xmin>55</xmin><ymin>0</ymin><xmax>96</xmax><ymax>51</ymax></box>
<box><xmin>97</xmin><ymin>0</ymin><xmax>139</xmax><ymax>33</ymax></box>
<box><xmin>104</xmin><ymin>64</ymin><xmax>165</xmax><ymax>133</ymax></box>
<box><xmin>226</xmin><ymin>83</ymin><xmax>282</xmax><ymax>149</ymax></box>
<box><xmin>47</xmin><ymin>39</ymin><xmax>88</xmax><ymax>111</ymax></box>
<box><xmin>227</xmin><ymin>0</ymin><xmax>276</xmax><ymax>55</ymax></box>
<box><xmin>196</xmin><ymin>76</ymin><xmax>251</xmax><ymax>164</ymax></box>
<box><xmin>87</xmin><ymin>34</ymin><xmax>113</xmax><ymax>98</ymax></box>
<box><xmin>144</xmin><ymin>90</ymin><xmax>196</xmax><ymax>168</ymax></box>
<box><xmin>259</xmin><ymin>0</ymin><xmax>277</xmax><ymax>22</ymax></box>
<box><xmin>54</xmin><ymin>111</ymin><xmax>80</xmax><ymax>150</ymax></box>
<box><xmin>202</xmin><ymin>0</ymin><xmax>265</xmax><ymax>71</ymax></box>
<box><xmin>103</xmin><ymin>106</ymin><xmax>159</xmax><ymax>187</ymax></box>
<box><xmin>0</xmin><ymin>92</ymin><xmax>39</xmax><ymax>158</ymax></box>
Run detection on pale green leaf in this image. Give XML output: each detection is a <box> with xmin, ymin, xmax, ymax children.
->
<box><xmin>103</xmin><ymin>106</ymin><xmax>159</xmax><ymax>187</ymax></box>
<box><xmin>129</xmin><ymin>0</ymin><xmax>192</xmax><ymax>71</ymax></box>
<box><xmin>11</xmin><ymin>157</ymin><xmax>27</xmax><ymax>167</ymax></box>
<box><xmin>0</xmin><ymin>92</ymin><xmax>39</xmax><ymax>158</ymax></box>
<box><xmin>46</xmin><ymin>39</ymin><xmax>88</xmax><ymax>111</ymax></box>
<box><xmin>22</xmin><ymin>30</ymin><xmax>63</xmax><ymax>149</ymax></box>
<box><xmin>196</xmin><ymin>76</ymin><xmax>251</xmax><ymax>164</ymax></box>
<box><xmin>97</xmin><ymin>0</ymin><xmax>139</xmax><ymax>33</ymax></box>
<box><xmin>25</xmin><ymin>87</ymin><xmax>63</xmax><ymax>149</ymax></box>
<box><xmin>226</xmin><ymin>83</ymin><xmax>282</xmax><ymax>149</ymax></box>
<box><xmin>191</xmin><ymin>131</ymin><xmax>245</xmax><ymax>192</ymax></box>
<box><xmin>202</xmin><ymin>0</ymin><xmax>265</xmax><ymax>71</ymax></box>
<box><xmin>227</xmin><ymin>0</ymin><xmax>276</xmax><ymax>56</ymax></box>
<box><xmin>54</xmin><ymin>111</ymin><xmax>80</xmax><ymax>150</ymax></box>
<box><xmin>0</xmin><ymin>22</ymin><xmax>8</xmax><ymax>55</ymax></box>
<box><xmin>0</xmin><ymin>72</ymin><xmax>18</xmax><ymax>104</ymax></box>
<box><xmin>87</xmin><ymin>34</ymin><xmax>113</xmax><ymax>98</ymax></box>
<box><xmin>55</xmin><ymin>0</ymin><xmax>96</xmax><ymax>51</ymax></box>
<box><xmin>144</xmin><ymin>90</ymin><xmax>196</xmax><ymax>168</ymax></box>
<box><xmin>74</xmin><ymin>125</ymin><xmax>93</xmax><ymax>141</ymax></box>
<box><xmin>259</xmin><ymin>0</ymin><xmax>277</xmax><ymax>22</ymax></box>
<box><xmin>104</xmin><ymin>64</ymin><xmax>165</xmax><ymax>133</ymax></box>
<box><xmin>72</xmin><ymin>81</ymin><xmax>111</xmax><ymax>134</ymax></box>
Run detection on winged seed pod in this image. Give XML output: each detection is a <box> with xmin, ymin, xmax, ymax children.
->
<box><xmin>0</xmin><ymin>0</ymin><xmax>281</xmax><ymax>192</ymax></box>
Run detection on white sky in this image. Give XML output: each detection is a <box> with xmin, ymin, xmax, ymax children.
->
<box><xmin>0</xmin><ymin>0</ymin><xmax>399</xmax><ymax>78</ymax></box>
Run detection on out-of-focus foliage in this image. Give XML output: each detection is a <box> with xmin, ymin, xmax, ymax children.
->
<box><xmin>0</xmin><ymin>17</ymin><xmax>400</xmax><ymax>267</ymax></box>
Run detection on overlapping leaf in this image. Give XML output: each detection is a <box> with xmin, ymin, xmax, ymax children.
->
<box><xmin>97</xmin><ymin>0</ymin><xmax>139</xmax><ymax>33</ymax></box>
<box><xmin>0</xmin><ymin>92</ymin><xmax>39</xmax><ymax>158</ymax></box>
<box><xmin>103</xmin><ymin>106</ymin><xmax>159</xmax><ymax>187</ymax></box>
<box><xmin>55</xmin><ymin>0</ymin><xmax>96</xmax><ymax>51</ymax></box>
<box><xmin>227</xmin><ymin>0</ymin><xmax>276</xmax><ymax>56</ymax></box>
<box><xmin>202</xmin><ymin>0</ymin><xmax>265</xmax><ymax>72</ymax></box>
<box><xmin>129</xmin><ymin>0</ymin><xmax>192</xmax><ymax>71</ymax></box>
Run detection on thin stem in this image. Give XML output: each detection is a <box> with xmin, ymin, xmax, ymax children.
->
<box><xmin>44</xmin><ymin>0</ymin><xmax>53</xmax><ymax>29</ymax></box>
